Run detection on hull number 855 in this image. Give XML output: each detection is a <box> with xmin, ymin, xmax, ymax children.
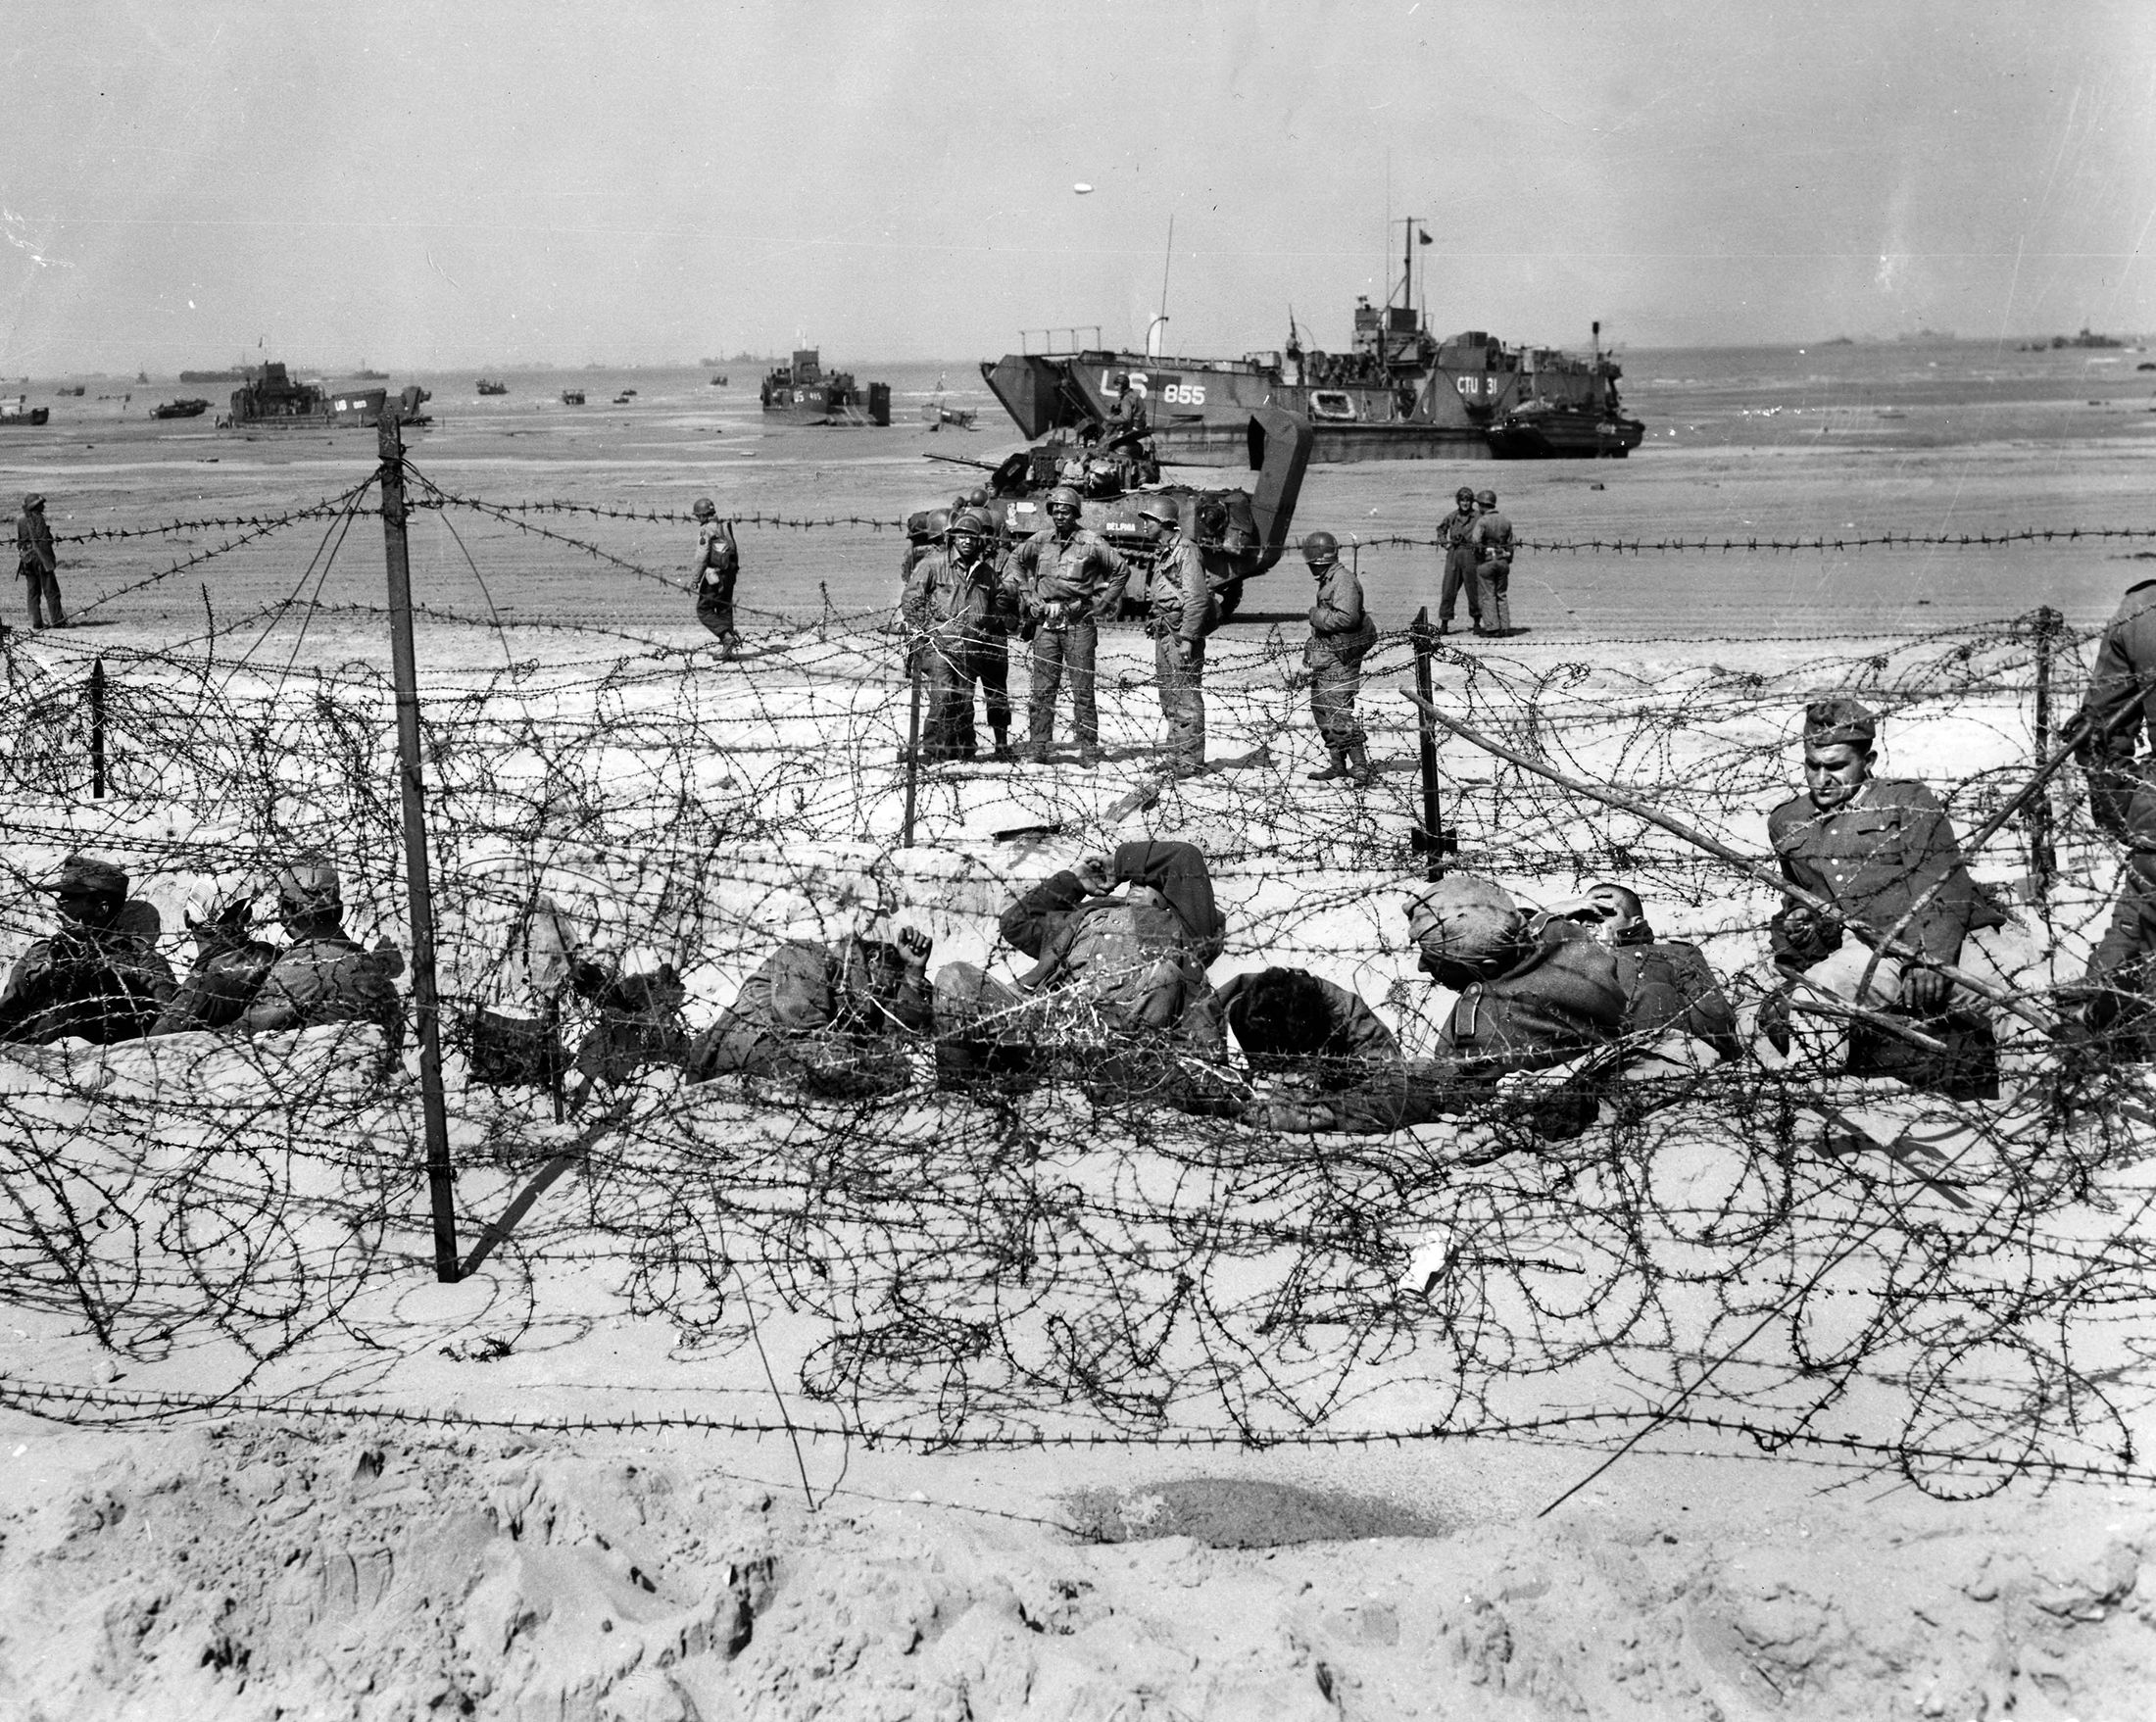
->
<box><xmin>1103</xmin><ymin>372</ymin><xmax>1205</xmax><ymax>408</ymax></box>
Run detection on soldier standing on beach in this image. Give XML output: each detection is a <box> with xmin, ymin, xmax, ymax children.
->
<box><xmin>689</xmin><ymin>497</ymin><xmax>741</xmax><ymax>656</ymax></box>
<box><xmin>1470</xmin><ymin>487</ymin><xmax>1514</xmax><ymax>636</ymax></box>
<box><xmin>16</xmin><ymin>493</ymin><xmax>62</xmax><ymax>629</ymax></box>
<box><xmin>2067</xmin><ymin>578</ymin><xmax>2156</xmax><ymax>1048</ymax></box>
<box><xmin>1135</xmin><ymin>495</ymin><xmax>1217</xmax><ymax>778</ymax></box>
<box><xmin>1299</xmin><ymin>530</ymin><xmax>1379</xmax><ymax>785</ymax></box>
<box><xmin>1434</xmin><ymin>485</ymin><xmax>1480</xmax><ymax>636</ymax></box>
<box><xmin>1006</xmin><ymin>484</ymin><xmax>1129</xmax><ymax>768</ymax></box>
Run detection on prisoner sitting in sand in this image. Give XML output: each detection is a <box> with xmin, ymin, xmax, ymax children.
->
<box><xmin>684</xmin><ymin>928</ymin><xmax>933</xmax><ymax>1099</ymax></box>
<box><xmin>1180</xmin><ymin>965</ymin><xmax>1400</xmax><ymax>1090</ymax></box>
<box><xmin>150</xmin><ymin>875</ymin><xmax>279</xmax><ymax>1035</ymax></box>
<box><xmin>239</xmin><ymin>864</ymin><xmax>407</xmax><ymax>1048</ymax></box>
<box><xmin>1760</xmin><ymin>698</ymin><xmax>2050</xmax><ymax>1091</ymax></box>
<box><xmin>0</xmin><ymin>853</ymin><xmax>174</xmax><ymax>1046</ymax></box>
<box><xmin>1566</xmin><ymin>881</ymin><xmax>1740</xmax><ymax>1062</ymax></box>
<box><xmin>933</xmin><ymin>839</ymin><xmax>1225</xmax><ymax>1083</ymax></box>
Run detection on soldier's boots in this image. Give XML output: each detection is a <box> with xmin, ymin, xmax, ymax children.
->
<box><xmin>1076</xmin><ymin>747</ymin><xmax>1102</xmax><ymax>769</ymax></box>
<box><xmin>1308</xmin><ymin>751</ymin><xmax>1351</xmax><ymax>782</ymax></box>
<box><xmin>1023</xmin><ymin>744</ymin><xmax>1052</xmax><ymax>766</ymax></box>
<box><xmin>1348</xmin><ymin>744</ymin><xmax>1377</xmax><ymax>787</ymax></box>
<box><xmin>991</xmin><ymin>728</ymin><xmax>1013</xmax><ymax>762</ymax></box>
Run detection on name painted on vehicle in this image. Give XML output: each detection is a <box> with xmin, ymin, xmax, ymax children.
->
<box><xmin>1102</xmin><ymin>370</ymin><xmax>1206</xmax><ymax>408</ymax></box>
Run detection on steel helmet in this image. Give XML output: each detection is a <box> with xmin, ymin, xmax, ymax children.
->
<box><xmin>1475</xmin><ymin>489</ymin><xmax>1497</xmax><ymax>508</ymax></box>
<box><xmin>950</xmin><ymin>508</ymin><xmax>994</xmax><ymax>539</ymax></box>
<box><xmin>1454</xmin><ymin>486</ymin><xmax>1475</xmax><ymax>504</ymax></box>
<box><xmin>1135</xmin><ymin>495</ymin><xmax>1181</xmax><ymax>530</ymax></box>
<box><xmin>1045</xmin><ymin>485</ymin><xmax>1083</xmax><ymax>515</ymax></box>
<box><xmin>961</xmin><ymin>486</ymin><xmax>988</xmax><ymax>509</ymax></box>
<box><xmin>1300</xmin><ymin>529</ymin><xmax>1340</xmax><ymax>566</ymax></box>
<box><xmin>692</xmin><ymin>496</ymin><xmax>717</xmax><ymax>520</ymax></box>
<box><xmin>1113</xmin><ymin>371</ymin><xmax>1130</xmax><ymax>387</ymax></box>
<box><xmin>924</xmin><ymin>507</ymin><xmax>952</xmax><ymax>539</ymax></box>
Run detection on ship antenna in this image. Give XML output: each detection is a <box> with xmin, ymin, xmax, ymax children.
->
<box><xmin>1153</xmin><ymin>214</ymin><xmax>1175</xmax><ymax>357</ymax></box>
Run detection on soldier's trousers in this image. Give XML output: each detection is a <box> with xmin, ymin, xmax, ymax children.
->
<box><xmin>2085</xmin><ymin>853</ymin><xmax>2156</xmax><ymax>1006</ymax></box>
<box><xmin>1438</xmin><ymin>544</ymin><xmax>1479</xmax><ymax>625</ymax></box>
<box><xmin>923</xmin><ymin>633</ymin><xmax>1011</xmax><ymax>760</ymax></box>
<box><xmin>1476</xmin><ymin>559</ymin><xmax>1512</xmax><ymax>634</ymax></box>
<box><xmin>1028</xmin><ymin>617</ymin><xmax>1099</xmax><ymax>752</ymax></box>
<box><xmin>1153</xmin><ymin>633</ymin><xmax>1205</xmax><ymax>767</ymax></box>
<box><xmin>695</xmin><ymin>574</ymin><xmax>737</xmax><ymax>642</ymax></box>
<box><xmin>21</xmin><ymin>566</ymin><xmax>62</xmax><ymax>628</ymax></box>
<box><xmin>1308</xmin><ymin>640</ymin><xmax>1369</xmax><ymax>752</ymax></box>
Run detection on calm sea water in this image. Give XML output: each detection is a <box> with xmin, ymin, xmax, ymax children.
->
<box><xmin>24</xmin><ymin>338</ymin><xmax>2156</xmax><ymax>643</ymax></box>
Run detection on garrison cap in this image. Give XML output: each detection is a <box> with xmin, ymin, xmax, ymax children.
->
<box><xmin>22</xmin><ymin>493</ymin><xmax>44</xmax><ymax>512</ymax></box>
<box><xmin>691</xmin><ymin>497</ymin><xmax>717</xmax><ymax>520</ymax></box>
<box><xmin>1803</xmin><ymin>697</ymin><xmax>1879</xmax><ymax>747</ymax></box>
<box><xmin>275</xmin><ymin>861</ymin><xmax>342</xmax><ymax>907</ymax></box>
<box><xmin>44</xmin><ymin>853</ymin><xmax>126</xmax><ymax>896</ymax></box>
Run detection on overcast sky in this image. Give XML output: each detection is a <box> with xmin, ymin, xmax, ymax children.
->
<box><xmin>3</xmin><ymin>1</ymin><xmax>2152</xmax><ymax>370</ymax></box>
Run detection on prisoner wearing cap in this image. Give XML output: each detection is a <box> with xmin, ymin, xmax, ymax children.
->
<box><xmin>1803</xmin><ymin>697</ymin><xmax>1878</xmax><ymax>748</ymax></box>
<box><xmin>1404</xmin><ymin>871</ymin><xmax>1523</xmax><ymax>972</ymax></box>
<box><xmin>44</xmin><ymin>853</ymin><xmax>126</xmax><ymax>897</ymax></box>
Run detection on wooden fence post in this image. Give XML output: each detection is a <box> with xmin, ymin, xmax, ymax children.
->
<box><xmin>88</xmin><ymin>657</ymin><xmax>107</xmax><ymax>798</ymax></box>
<box><xmin>2028</xmin><ymin>605</ymin><xmax>2061</xmax><ymax>903</ymax></box>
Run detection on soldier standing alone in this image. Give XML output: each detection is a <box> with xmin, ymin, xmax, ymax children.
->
<box><xmin>16</xmin><ymin>493</ymin><xmax>62</xmax><ymax>629</ymax></box>
<box><xmin>689</xmin><ymin>496</ymin><xmax>741</xmax><ymax>656</ymax></box>
<box><xmin>1434</xmin><ymin>485</ymin><xmax>1480</xmax><ymax>636</ymax></box>
<box><xmin>2066</xmin><ymin>578</ymin><xmax>2156</xmax><ymax>1044</ymax></box>
<box><xmin>1470</xmin><ymin>487</ymin><xmax>1514</xmax><ymax>636</ymax></box>
<box><xmin>1299</xmin><ymin>529</ymin><xmax>1378</xmax><ymax>785</ymax></box>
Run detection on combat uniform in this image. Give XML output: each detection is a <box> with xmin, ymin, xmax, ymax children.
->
<box><xmin>1471</xmin><ymin>507</ymin><xmax>1515</xmax><ymax>635</ymax></box>
<box><xmin>1606</xmin><ymin>923</ymin><xmax>1740</xmax><ymax>1059</ymax></box>
<box><xmin>241</xmin><ymin>930</ymin><xmax>407</xmax><ymax>1047</ymax></box>
<box><xmin>1145</xmin><ymin>534</ymin><xmax>1218</xmax><ymax>774</ymax></box>
<box><xmin>1007</xmin><ymin>523</ymin><xmax>1129</xmax><ymax>763</ymax></box>
<box><xmin>0</xmin><ymin>895</ymin><xmax>173</xmax><ymax>1045</ymax></box>
<box><xmin>1180</xmin><ymin>968</ymin><xmax>1399</xmax><ymax>1086</ymax></box>
<box><xmin>2070</xmin><ymin>580</ymin><xmax>2156</xmax><ymax>1029</ymax></box>
<box><xmin>16</xmin><ymin>497</ymin><xmax>61</xmax><ymax>629</ymax></box>
<box><xmin>1435</xmin><ymin>501</ymin><xmax>1481</xmax><ymax>631</ymax></box>
<box><xmin>902</xmin><ymin>542</ymin><xmax>1013</xmax><ymax>761</ymax></box>
<box><xmin>1322</xmin><ymin>917</ymin><xmax>1627</xmax><ymax>1132</ymax></box>
<box><xmin>1102</xmin><ymin>390</ymin><xmax>1151</xmax><ymax>458</ymax></box>
<box><xmin>684</xmin><ymin>937</ymin><xmax>929</xmax><ymax>1097</ymax></box>
<box><xmin>1305</xmin><ymin>559</ymin><xmax>1379</xmax><ymax>759</ymax></box>
<box><xmin>152</xmin><ymin>929</ymin><xmax>278</xmax><ymax>1034</ymax></box>
<box><xmin>692</xmin><ymin>517</ymin><xmax>741</xmax><ymax>648</ymax></box>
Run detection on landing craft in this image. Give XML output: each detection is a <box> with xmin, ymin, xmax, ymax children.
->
<box><xmin>919</xmin><ymin>407</ymin><xmax>1312</xmax><ymax>620</ymax></box>
<box><xmin>983</xmin><ymin>220</ymin><xmax>1644</xmax><ymax>466</ymax></box>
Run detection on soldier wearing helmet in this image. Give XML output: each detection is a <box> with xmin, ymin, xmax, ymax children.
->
<box><xmin>1135</xmin><ymin>494</ymin><xmax>1218</xmax><ymax>778</ymax></box>
<box><xmin>240</xmin><ymin>862</ymin><xmax>408</xmax><ymax>1048</ymax></box>
<box><xmin>1469</xmin><ymin>487</ymin><xmax>1514</xmax><ymax>636</ymax></box>
<box><xmin>1299</xmin><ymin>529</ymin><xmax>1379</xmax><ymax>786</ymax></box>
<box><xmin>16</xmin><ymin>493</ymin><xmax>62</xmax><ymax>629</ymax></box>
<box><xmin>0</xmin><ymin>852</ymin><xmax>173</xmax><ymax>1044</ymax></box>
<box><xmin>689</xmin><ymin>496</ymin><xmax>743</xmax><ymax>657</ymax></box>
<box><xmin>1005</xmin><ymin>484</ymin><xmax>1130</xmax><ymax>767</ymax></box>
<box><xmin>902</xmin><ymin>506</ymin><xmax>1016</xmax><ymax>762</ymax></box>
<box><xmin>1434</xmin><ymin>484</ymin><xmax>1481</xmax><ymax>636</ymax></box>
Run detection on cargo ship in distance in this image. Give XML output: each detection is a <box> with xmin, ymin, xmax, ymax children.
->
<box><xmin>760</xmin><ymin>349</ymin><xmax>891</xmax><ymax>426</ymax></box>
<box><xmin>982</xmin><ymin>220</ymin><xmax>1644</xmax><ymax>466</ymax></box>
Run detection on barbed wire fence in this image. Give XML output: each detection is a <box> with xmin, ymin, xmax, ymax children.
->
<box><xmin>0</xmin><ymin>467</ymin><xmax>2151</xmax><ymax>1508</ymax></box>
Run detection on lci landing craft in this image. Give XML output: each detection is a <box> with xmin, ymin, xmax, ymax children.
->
<box><xmin>982</xmin><ymin>221</ymin><xmax>1644</xmax><ymax>467</ymax></box>
<box><xmin>759</xmin><ymin>349</ymin><xmax>891</xmax><ymax>427</ymax></box>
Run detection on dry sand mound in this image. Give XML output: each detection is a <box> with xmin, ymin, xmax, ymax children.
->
<box><xmin>4</xmin><ymin>1422</ymin><xmax>2154</xmax><ymax>1721</ymax></box>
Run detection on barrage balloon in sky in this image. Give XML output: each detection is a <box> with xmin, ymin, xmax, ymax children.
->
<box><xmin>1072</xmin><ymin>183</ymin><xmax>1093</xmax><ymax>195</ymax></box>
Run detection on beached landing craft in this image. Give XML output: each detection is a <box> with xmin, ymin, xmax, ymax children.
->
<box><xmin>983</xmin><ymin>221</ymin><xmax>1644</xmax><ymax>467</ymax></box>
<box><xmin>150</xmin><ymin>398</ymin><xmax>211</xmax><ymax>419</ymax></box>
<box><xmin>760</xmin><ymin>348</ymin><xmax>891</xmax><ymax>426</ymax></box>
<box><xmin>0</xmin><ymin>397</ymin><xmax>50</xmax><ymax>426</ymax></box>
<box><xmin>475</xmin><ymin>378</ymin><xmax>509</xmax><ymax>395</ymax></box>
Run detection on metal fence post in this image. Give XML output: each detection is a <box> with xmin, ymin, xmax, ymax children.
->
<box><xmin>88</xmin><ymin>657</ymin><xmax>107</xmax><ymax>799</ymax></box>
<box><xmin>1407</xmin><ymin>607</ymin><xmax>1455</xmax><ymax>879</ymax></box>
<box><xmin>2028</xmin><ymin>605</ymin><xmax>2061</xmax><ymax>903</ymax></box>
